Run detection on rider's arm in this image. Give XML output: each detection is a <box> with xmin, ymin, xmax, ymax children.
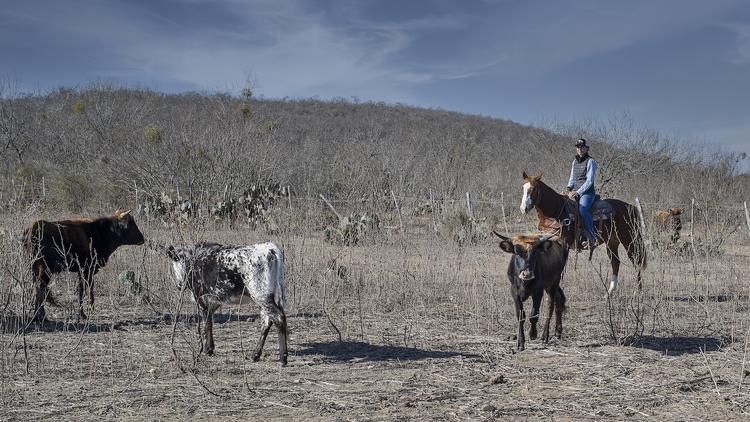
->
<box><xmin>566</xmin><ymin>161</ymin><xmax>575</xmax><ymax>191</ymax></box>
<box><xmin>576</xmin><ymin>159</ymin><xmax>597</xmax><ymax>196</ymax></box>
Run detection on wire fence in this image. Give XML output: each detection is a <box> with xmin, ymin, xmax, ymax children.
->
<box><xmin>2</xmin><ymin>177</ymin><xmax>749</xmax><ymax>245</ymax></box>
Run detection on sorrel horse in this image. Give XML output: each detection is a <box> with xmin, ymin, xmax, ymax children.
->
<box><xmin>518</xmin><ymin>172</ymin><xmax>647</xmax><ymax>293</ymax></box>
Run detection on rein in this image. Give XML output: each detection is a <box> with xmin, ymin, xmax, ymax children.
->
<box><xmin>534</xmin><ymin>183</ymin><xmax>573</xmax><ymax>231</ymax></box>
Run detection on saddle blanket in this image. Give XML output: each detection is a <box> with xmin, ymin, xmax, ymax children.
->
<box><xmin>565</xmin><ymin>199</ymin><xmax>614</xmax><ymax>222</ymax></box>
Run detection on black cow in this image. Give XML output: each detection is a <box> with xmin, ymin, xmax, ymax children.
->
<box><xmin>23</xmin><ymin>209</ymin><xmax>145</xmax><ymax>322</ymax></box>
<box><xmin>494</xmin><ymin>232</ymin><xmax>568</xmax><ymax>351</ymax></box>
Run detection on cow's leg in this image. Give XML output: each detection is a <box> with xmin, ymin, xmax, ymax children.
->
<box><xmin>88</xmin><ymin>272</ymin><xmax>96</xmax><ymax>310</ymax></box>
<box><xmin>31</xmin><ymin>263</ymin><xmax>50</xmax><ymax>323</ymax></box>
<box><xmin>252</xmin><ymin>309</ymin><xmax>273</xmax><ymax>362</ymax></box>
<box><xmin>204</xmin><ymin>305</ymin><xmax>216</xmax><ymax>356</ymax></box>
<box><xmin>606</xmin><ymin>239</ymin><xmax>621</xmax><ymax>294</ymax></box>
<box><xmin>542</xmin><ymin>288</ymin><xmax>555</xmax><ymax>343</ymax></box>
<box><xmin>529</xmin><ymin>290</ymin><xmax>542</xmax><ymax>341</ymax></box>
<box><xmin>269</xmin><ymin>303</ymin><xmax>289</xmax><ymax>366</ymax></box>
<box><xmin>554</xmin><ymin>287</ymin><xmax>566</xmax><ymax>339</ymax></box>
<box><xmin>513</xmin><ymin>295</ymin><xmax>526</xmax><ymax>351</ymax></box>
<box><xmin>77</xmin><ymin>273</ymin><xmax>87</xmax><ymax>320</ymax></box>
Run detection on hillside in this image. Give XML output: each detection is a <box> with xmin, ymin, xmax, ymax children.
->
<box><xmin>0</xmin><ymin>86</ymin><xmax>746</xmax><ymax>212</ymax></box>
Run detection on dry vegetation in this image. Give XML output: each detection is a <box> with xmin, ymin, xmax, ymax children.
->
<box><xmin>1</xmin><ymin>84</ymin><xmax>750</xmax><ymax>420</ymax></box>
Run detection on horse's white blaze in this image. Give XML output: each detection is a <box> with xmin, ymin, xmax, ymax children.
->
<box><xmin>608</xmin><ymin>274</ymin><xmax>618</xmax><ymax>294</ymax></box>
<box><xmin>520</xmin><ymin>182</ymin><xmax>532</xmax><ymax>213</ymax></box>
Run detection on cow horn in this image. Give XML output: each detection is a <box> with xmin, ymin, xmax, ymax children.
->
<box><xmin>492</xmin><ymin>231</ymin><xmax>510</xmax><ymax>241</ymax></box>
<box><xmin>535</xmin><ymin>234</ymin><xmax>554</xmax><ymax>244</ymax></box>
<box><xmin>121</xmin><ymin>209</ymin><xmax>132</xmax><ymax>217</ymax></box>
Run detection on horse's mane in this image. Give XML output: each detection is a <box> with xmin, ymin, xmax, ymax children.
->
<box><xmin>531</xmin><ymin>178</ymin><xmax>568</xmax><ymax>219</ymax></box>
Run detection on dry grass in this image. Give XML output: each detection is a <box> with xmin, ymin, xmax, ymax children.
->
<box><xmin>1</xmin><ymin>204</ymin><xmax>750</xmax><ymax>420</ymax></box>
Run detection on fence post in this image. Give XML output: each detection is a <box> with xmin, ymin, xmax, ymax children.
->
<box><xmin>391</xmin><ymin>190</ymin><xmax>404</xmax><ymax>233</ymax></box>
<box><xmin>501</xmin><ymin>192</ymin><xmax>509</xmax><ymax>234</ymax></box>
<box><xmin>689</xmin><ymin>198</ymin><xmax>698</xmax><ymax>257</ymax></box>
<box><xmin>287</xmin><ymin>184</ymin><xmax>293</xmax><ymax>209</ymax></box>
<box><xmin>466</xmin><ymin>192</ymin><xmax>474</xmax><ymax>220</ymax></box>
<box><xmin>134</xmin><ymin>181</ymin><xmax>139</xmax><ymax>212</ymax></box>
<box><xmin>319</xmin><ymin>194</ymin><xmax>342</xmax><ymax>220</ymax></box>
<box><xmin>744</xmin><ymin>201</ymin><xmax>750</xmax><ymax>240</ymax></box>
<box><xmin>42</xmin><ymin>176</ymin><xmax>46</xmax><ymax>197</ymax></box>
<box><xmin>429</xmin><ymin>188</ymin><xmax>438</xmax><ymax>233</ymax></box>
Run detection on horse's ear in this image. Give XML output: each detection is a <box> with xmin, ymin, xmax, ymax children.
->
<box><xmin>537</xmin><ymin>172</ymin><xmax>544</xmax><ymax>180</ymax></box>
<box><xmin>522</xmin><ymin>171</ymin><xmax>529</xmax><ymax>180</ymax></box>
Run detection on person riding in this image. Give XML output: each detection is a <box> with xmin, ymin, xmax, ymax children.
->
<box><xmin>566</xmin><ymin>138</ymin><xmax>597</xmax><ymax>249</ymax></box>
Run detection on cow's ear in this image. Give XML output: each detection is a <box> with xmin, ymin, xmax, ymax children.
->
<box><xmin>499</xmin><ymin>240</ymin><xmax>514</xmax><ymax>254</ymax></box>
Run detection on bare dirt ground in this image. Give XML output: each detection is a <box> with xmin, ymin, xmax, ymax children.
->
<box><xmin>2</xmin><ymin>304</ymin><xmax>748</xmax><ymax>421</ymax></box>
<box><xmin>2</xmin><ymin>217</ymin><xmax>750</xmax><ymax>421</ymax></box>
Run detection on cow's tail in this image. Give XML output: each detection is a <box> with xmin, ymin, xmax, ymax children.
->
<box><xmin>269</xmin><ymin>243</ymin><xmax>286</xmax><ymax>309</ymax></box>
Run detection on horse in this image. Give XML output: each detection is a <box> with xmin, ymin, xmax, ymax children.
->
<box><xmin>518</xmin><ymin>171</ymin><xmax>646</xmax><ymax>293</ymax></box>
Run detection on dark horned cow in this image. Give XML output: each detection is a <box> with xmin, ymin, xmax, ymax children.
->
<box><xmin>494</xmin><ymin>232</ymin><xmax>568</xmax><ymax>351</ymax></box>
<box><xmin>155</xmin><ymin>241</ymin><xmax>288</xmax><ymax>365</ymax></box>
<box><xmin>23</xmin><ymin>209</ymin><xmax>145</xmax><ymax>322</ymax></box>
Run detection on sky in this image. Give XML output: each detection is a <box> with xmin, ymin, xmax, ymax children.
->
<box><xmin>1</xmin><ymin>0</ymin><xmax>749</xmax><ymax>171</ymax></box>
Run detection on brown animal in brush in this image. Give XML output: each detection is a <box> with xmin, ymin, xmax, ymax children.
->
<box><xmin>653</xmin><ymin>208</ymin><xmax>683</xmax><ymax>242</ymax></box>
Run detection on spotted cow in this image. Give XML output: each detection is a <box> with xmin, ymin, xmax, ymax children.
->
<box><xmin>155</xmin><ymin>241</ymin><xmax>288</xmax><ymax>365</ymax></box>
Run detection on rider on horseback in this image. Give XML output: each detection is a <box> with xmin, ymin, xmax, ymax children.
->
<box><xmin>566</xmin><ymin>138</ymin><xmax>597</xmax><ymax>249</ymax></box>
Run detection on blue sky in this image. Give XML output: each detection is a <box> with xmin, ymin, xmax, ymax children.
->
<box><xmin>2</xmin><ymin>0</ymin><xmax>749</xmax><ymax>170</ymax></box>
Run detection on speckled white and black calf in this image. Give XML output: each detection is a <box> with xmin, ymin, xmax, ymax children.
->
<box><xmin>158</xmin><ymin>241</ymin><xmax>288</xmax><ymax>365</ymax></box>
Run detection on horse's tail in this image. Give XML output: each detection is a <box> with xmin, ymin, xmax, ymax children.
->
<box><xmin>631</xmin><ymin>205</ymin><xmax>648</xmax><ymax>270</ymax></box>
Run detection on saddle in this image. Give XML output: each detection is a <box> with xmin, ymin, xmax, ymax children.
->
<box><xmin>537</xmin><ymin>196</ymin><xmax>615</xmax><ymax>236</ymax></box>
<box><xmin>562</xmin><ymin>195</ymin><xmax>614</xmax><ymax>223</ymax></box>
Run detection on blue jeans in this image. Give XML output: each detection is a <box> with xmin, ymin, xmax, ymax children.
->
<box><xmin>578</xmin><ymin>193</ymin><xmax>596</xmax><ymax>242</ymax></box>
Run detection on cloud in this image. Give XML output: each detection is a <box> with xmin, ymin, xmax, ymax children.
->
<box><xmin>723</xmin><ymin>23</ymin><xmax>750</xmax><ymax>65</ymax></box>
<box><xmin>465</xmin><ymin>0</ymin><xmax>747</xmax><ymax>77</ymax></box>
